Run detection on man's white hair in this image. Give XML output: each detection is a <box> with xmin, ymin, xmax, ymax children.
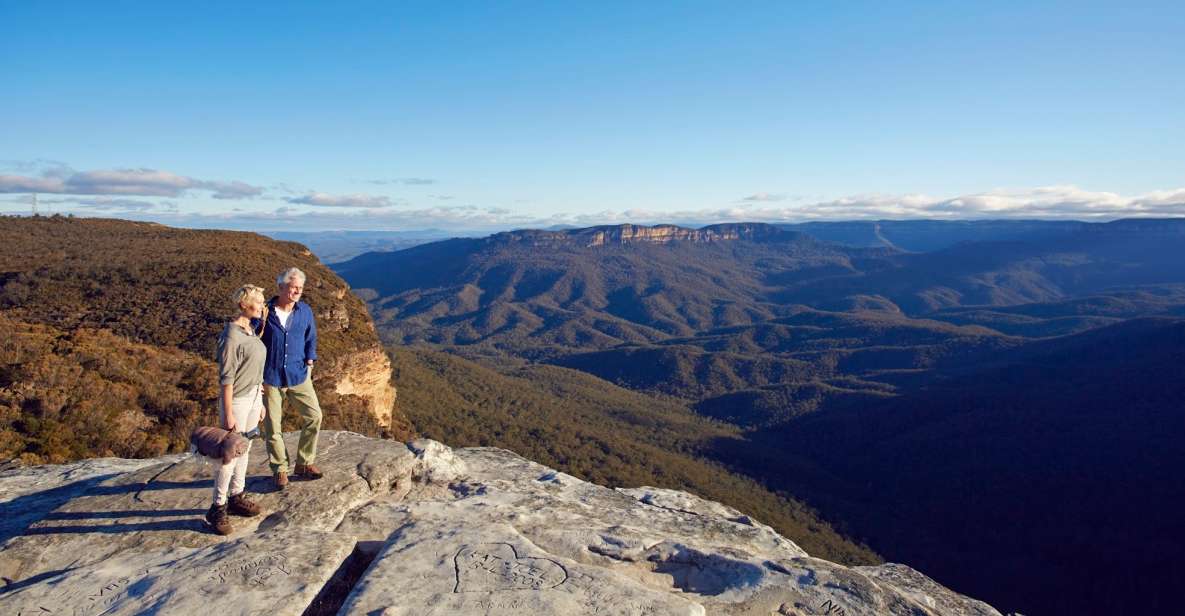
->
<box><xmin>277</xmin><ymin>267</ymin><xmax>307</xmax><ymax>288</ymax></box>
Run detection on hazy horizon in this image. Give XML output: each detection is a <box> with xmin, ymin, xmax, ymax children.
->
<box><xmin>6</xmin><ymin>211</ymin><xmax>1185</xmax><ymax>237</ymax></box>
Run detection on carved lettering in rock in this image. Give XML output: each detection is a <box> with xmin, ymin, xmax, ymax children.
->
<box><xmin>16</xmin><ymin>568</ymin><xmax>161</xmax><ymax>616</ymax></box>
<box><xmin>465</xmin><ymin>598</ymin><xmax>528</xmax><ymax>610</ymax></box>
<box><xmin>206</xmin><ymin>554</ymin><xmax>291</xmax><ymax>587</ymax></box>
<box><xmin>453</xmin><ymin>543</ymin><xmax>568</xmax><ymax>593</ymax></box>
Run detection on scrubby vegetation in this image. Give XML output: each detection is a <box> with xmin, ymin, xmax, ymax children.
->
<box><xmin>0</xmin><ymin>314</ymin><xmax>218</xmax><ymax>463</ymax></box>
<box><xmin>0</xmin><ymin>216</ymin><xmax>409</xmax><ymax>463</ymax></box>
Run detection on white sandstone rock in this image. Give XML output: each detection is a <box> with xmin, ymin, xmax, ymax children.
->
<box><xmin>0</xmin><ymin>431</ymin><xmax>1002</xmax><ymax>616</ymax></box>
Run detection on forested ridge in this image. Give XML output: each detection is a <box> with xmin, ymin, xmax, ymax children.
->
<box><xmin>0</xmin><ymin>216</ymin><xmax>410</xmax><ymax>464</ymax></box>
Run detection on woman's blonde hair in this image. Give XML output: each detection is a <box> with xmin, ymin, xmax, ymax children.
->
<box><xmin>232</xmin><ymin>284</ymin><xmax>267</xmax><ymax>312</ymax></box>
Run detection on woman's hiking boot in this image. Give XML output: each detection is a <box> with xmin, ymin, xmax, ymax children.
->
<box><xmin>205</xmin><ymin>503</ymin><xmax>232</xmax><ymax>535</ymax></box>
<box><xmin>294</xmin><ymin>463</ymin><xmax>323</xmax><ymax>480</ymax></box>
<box><xmin>227</xmin><ymin>492</ymin><xmax>261</xmax><ymax>517</ymax></box>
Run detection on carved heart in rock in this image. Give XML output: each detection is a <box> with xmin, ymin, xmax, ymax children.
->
<box><xmin>453</xmin><ymin>542</ymin><xmax>568</xmax><ymax>592</ymax></box>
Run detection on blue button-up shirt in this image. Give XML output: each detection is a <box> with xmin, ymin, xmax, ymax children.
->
<box><xmin>259</xmin><ymin>298</ymin><xmax>318</xmax><ymax>387</ymax></box>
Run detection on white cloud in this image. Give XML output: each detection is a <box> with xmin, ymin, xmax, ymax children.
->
<box><xmin>0</xmin><ymin>166</ymin><xmax>264</xmax><ymax>199</ymax></box>
<box><xmin>201</xmin><ymin>180</ymin><xmax>264</xmax><ymax>199</ymax></box>
<box><xmin>710</xmin><ymin>186</ymin><xmax>1185</xmax><ymax>223</ymax></box>
<box><xmin>286</xmin><ymin>192</ymin><xmax>397</xmax><ymax>209</ymax></box>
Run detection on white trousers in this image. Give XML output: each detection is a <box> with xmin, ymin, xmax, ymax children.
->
<box><xmin>212</xmin><ymin>393</ymin><xmax>264</xmax><ymax>506</ymax></box>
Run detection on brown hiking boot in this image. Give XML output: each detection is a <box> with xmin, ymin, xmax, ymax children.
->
<box><xmin>294</xmin><ymin>463</ymin><xmax>323</xmax><ymax>480</ymax></box>
<box><xmin>205</xmin><ymin>503</ymin><xmax>232</xmax><ymax>536</ymax></box>
<box><xmin>273</xmin><ymin>471</ymin><xmax>288</xmax><ymax>490</ymax></box>
<box><xmin>227</xmin><ymin>492</ymin><xmax>261</xmax><ymax>517</ymax></box>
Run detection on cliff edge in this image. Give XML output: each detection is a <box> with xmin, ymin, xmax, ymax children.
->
<box><xmin>0</xmin><ymin>431</ymin><xmax>1000</xmax><ymax>615</ymax></box>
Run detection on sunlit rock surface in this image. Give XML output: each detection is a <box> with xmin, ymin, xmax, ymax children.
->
<box><xmin>0</xmin><ymin>431</ymin><xmax>1001</xmax><ymax>615</ymax></box>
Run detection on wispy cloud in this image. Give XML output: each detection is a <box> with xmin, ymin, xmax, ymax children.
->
<box><xmin>0</xmin><ymin>194</ymin><xmax>179</xmax><ymax>214</ymax></box>
<box><xmin>741</xmin><ymin>192</ymin><xmax>790</xmax><ymax>202</ymax></box>
<box><xmin>66</xmin><ymin>197</ymin><xmax>162</xmax><ymax>212</ymax></box>
<box><xmin>285</xmin><ymin>192</ymin><xmax>398</xmax><ymax>208</ymax></box>
<box><xmin>365</xmin><ymin>177</ymin><xmax>437</xmax><ymax>186</ymax></box>
<box><xmin>202</xmin><ymin>180</ymin><xmax>264</xmax><ymax>199</ymax></box>
<box><xmin>46</xmin><ymin>196</ymin><xmax>177</xmax><ymax>211</ymax></box>
<box><xmin>0</xmin><ymin>166</ymin><xmax>264</xmax><ymax>199</ymax></box>
<box><xmin>0</xmin><ymin>174</ymin><xmax>64</xmax><ymax>193</ymax></box>
<box><xmin>0</xmin><ymin>158</ymin><xmax>73</xmax><ymax>177</ymax></box>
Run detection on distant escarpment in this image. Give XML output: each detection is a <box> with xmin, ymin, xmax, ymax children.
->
<box><xmin>337</xmin><ymin>218</ymin><xmax>1185</xmax><ymax>358</ymax></box>
<box><xmin>0</xmin><ymin>216</ymin><xmax>409</xmax><ymax>464</ymax></box>
<box><xmin>491</xmin><ymin>222</ymin><xmax>811</xmax><ymax>247</ymax></box>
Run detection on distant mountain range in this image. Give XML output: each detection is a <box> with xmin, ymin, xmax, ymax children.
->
<box><xmin>335</xmin><ymin>218</ymin><xmax>1185</xmax><ymax>615</ymax></box>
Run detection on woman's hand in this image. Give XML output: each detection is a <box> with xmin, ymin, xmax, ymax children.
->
<box><xmin>221</xmin><ymin>383</ymin><xmax>236</xmax><ymax>432</ymax></box>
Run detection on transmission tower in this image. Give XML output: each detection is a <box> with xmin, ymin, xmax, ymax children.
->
<box><xmin>31</xmin><ymin>193</ymin><xmax>38</xmax><ymax>216</ymax></box>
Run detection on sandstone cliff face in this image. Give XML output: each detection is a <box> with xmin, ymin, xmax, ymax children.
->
<box><xmin>328</xmin><ymin>347</ymin><xmax>397</xmax><ymax>428</ymax></box>
<box><xmin>491</xmin><ymin>223</ymin><xmax>802</xmax><ymax>248</ymax></box>
<box><xmin>0</xmin><ymin>432</ymin><xmax>1001</xmax><ymax>615</ymax></box>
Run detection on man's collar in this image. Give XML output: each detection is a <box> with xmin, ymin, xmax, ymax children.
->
<box><xmin>270</xmin><ymin>297</ymin><xmax>300</xmax><ymax>311</ymax></box>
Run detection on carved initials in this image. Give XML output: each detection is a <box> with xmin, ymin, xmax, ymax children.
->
<box><xmin>819</xmin><ymin>599</ymin><xmax>847</xmax><ymax>615</ymax></box>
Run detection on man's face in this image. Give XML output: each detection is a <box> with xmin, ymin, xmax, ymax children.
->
<box><xmin>281</xmin><ymin>279</ymin><xmax>303</xmax><ymax>303</ymax></box>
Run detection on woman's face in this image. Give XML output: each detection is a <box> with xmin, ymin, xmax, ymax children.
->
<box><xmin>242</xmin><ymin>298</ymin><xmax>264</xmax><ymax>319</ymax></box>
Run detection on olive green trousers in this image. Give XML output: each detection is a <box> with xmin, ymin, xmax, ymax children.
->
<box><xmin>262</xmin><ymin>376</ymin><xmax>322</xmax><ymax>474</ymax></box>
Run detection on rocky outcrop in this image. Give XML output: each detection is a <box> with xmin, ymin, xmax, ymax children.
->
<box><xmin>328</xmin><ymin>347</ymin><xmax>398</xmax><ymax>428</ymax></box>
<box><xmin>0</xmin><ymin>431</ymin><xmax>1001</xmax><ymax>615</ymax></box>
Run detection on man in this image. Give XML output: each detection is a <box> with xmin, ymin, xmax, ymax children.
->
<box><xmin>260</xmin><ymin>267</ymin><xmax>323</xmax><ymax>489</ymax></box>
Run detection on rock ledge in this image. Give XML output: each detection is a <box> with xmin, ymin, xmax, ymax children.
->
<box><xmin>0</xmin><ymin>432</ymin><xmax>1001</xmax><ymax>615</ymax></box>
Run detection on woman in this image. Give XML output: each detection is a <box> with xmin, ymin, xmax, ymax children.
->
<box><xmin>206</xmin><ymin>284</ymin><xmax>267</xmax><ymax>535</ymax></box>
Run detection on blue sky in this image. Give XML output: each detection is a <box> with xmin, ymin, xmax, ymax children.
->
<box><xmin>2</xmin><ymin>1</ymin><xmax>1183</xmax><ymax>232</ymax></box>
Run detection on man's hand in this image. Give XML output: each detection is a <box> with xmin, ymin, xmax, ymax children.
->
<box><xmin>306</xmin><ymin>359</ymin><xmax>314</xmax><ymax>366</ymax></box>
